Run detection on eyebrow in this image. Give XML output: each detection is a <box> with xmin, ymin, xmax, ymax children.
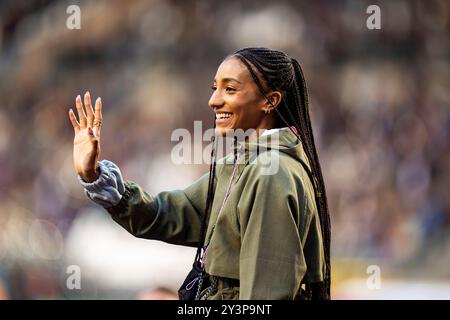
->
<box><xmin>214</xmin><ymin>77</ymin><xmax>242</xmax><ymax>84</ymax></box>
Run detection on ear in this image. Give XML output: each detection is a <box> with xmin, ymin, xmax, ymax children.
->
<box><xmin>264</xmin><ymin>91</ymin><xmax>282</xmax><ymax>111</ymax></box>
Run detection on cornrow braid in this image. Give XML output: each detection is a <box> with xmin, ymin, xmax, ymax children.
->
<box><xmin>232</xmin><ymin>47</ymin><xmax>332</xmax><ymax>300</ymax></box>
<box><xmin>197</xmin><ymin>117</ymin><xmax>217</xmax><ymax>263</ymax></box>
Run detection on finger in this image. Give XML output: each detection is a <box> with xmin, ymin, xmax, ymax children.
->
<box><xmin>68</xmin><ymin>108</ymin><xmax>80</xmax><ymax>133</ymax></box>
<box><xmin>75</xmin><ymin>95</ymin><xmax>87</xmax><ymax>128</ymax></box>
<box><xmin>93</xmin><ymin>97</ymin><xmax>102</xmax><ymax>137</ymax></box>
<box><xmin>84</xmin><ymin>91</ymin><xmax>95</xmax><ymax>127</ymax></box>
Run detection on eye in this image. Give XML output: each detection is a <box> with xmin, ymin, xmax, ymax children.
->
<box><xmin>211</xmin><ymin>85</ymin><xmax>217</xmax><ymax>91</ymax></box>
<box><xmin>225</xmin><ymin>86</ymin><xmax>236</xmax><ymax>92</ymax></box>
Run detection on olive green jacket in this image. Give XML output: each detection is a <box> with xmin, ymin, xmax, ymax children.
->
<box><xmin>106</xmin><ymin>127</ymin><xmax>325</xmax><ymax>299</ymax></box>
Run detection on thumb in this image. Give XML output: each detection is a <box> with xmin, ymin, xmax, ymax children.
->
<box><xmin>88</xmin><ymin>127</ymin><xmax>98</xmax><ymax>141</ymax></box>
<box><xmin>87</xmin><ymin>127</ymin><xmax>99</xmax><ymax>148</ymax></box>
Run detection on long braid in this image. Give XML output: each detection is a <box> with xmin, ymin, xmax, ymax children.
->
<box><xmin>232</xmin><ymin>47</ymin><xmax>332</xmax><ymax>300</ymax></box>
<box><xmin>291</xmin><ymin>58</ymin><xmax>331</xmax><ymax>300</ymax></box>
<box><xmin>197</xmin><ymin>116</ymin><xmax>217</xmax><ymax>262</ymax></box>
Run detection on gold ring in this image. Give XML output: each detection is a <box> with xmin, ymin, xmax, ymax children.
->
<box><xmin>93</xmin><ymin>120</ymin><xmax>102</xmax><ymax>127</ymax></box>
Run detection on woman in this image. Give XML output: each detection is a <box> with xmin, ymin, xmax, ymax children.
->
<box><xmin>68</xmin><ymin>47</ymin><xmax>331</xmax><ymax>300</ymax></box>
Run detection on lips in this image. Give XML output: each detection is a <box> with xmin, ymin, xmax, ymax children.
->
<box><xmin>215</xmin><ymin>112</ymin><xmax>233</xmax><ymax>125</ymax></box>
<box><xmin>215</xmin><ymin>112</ymin><xmax>233</xmax><ymax>120</ymax></box>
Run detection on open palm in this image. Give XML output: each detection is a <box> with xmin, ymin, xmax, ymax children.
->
<box><xmin>68</xmin><ymin>91</ymin><xmax>103</xmax><ymax>182</ymax></box>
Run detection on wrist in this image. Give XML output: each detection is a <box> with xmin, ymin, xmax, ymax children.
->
<box><xmin>82</xmin><ymin>167</ymin><xmax>99</xmax><ymax>183</ymax></box>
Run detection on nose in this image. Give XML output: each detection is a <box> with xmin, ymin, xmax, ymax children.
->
<box><xmin>208</xmin><ymin>89</ymin><xmax>224</xmax><ymax>110</ymax></box>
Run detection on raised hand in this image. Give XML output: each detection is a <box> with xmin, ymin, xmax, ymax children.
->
<box><xmin>68</xmin><ymin>91</ymin><xmax>103</xmax><ymax>182</ymax></box>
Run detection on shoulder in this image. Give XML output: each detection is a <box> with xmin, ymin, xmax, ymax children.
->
<box><xmin>242</xmin><ymin>150</ymin><xmax>302</xmax><ymax>183</ymax></box>
<box><xmin>237</xmin><ymin>149</ymin><xmax>316</xmax><ymax>205</ymax></box>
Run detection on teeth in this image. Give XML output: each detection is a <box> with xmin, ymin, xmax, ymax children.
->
<box><xmin>216</xmin><ymin>113</ymin><xmax>232</xmax><ymax>120</ymax></box>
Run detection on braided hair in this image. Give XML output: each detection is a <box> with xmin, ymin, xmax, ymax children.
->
<box><xmin>201</xmin><ymin>47</ymin><xmax>331</xmax><ymax>300</ymax></box>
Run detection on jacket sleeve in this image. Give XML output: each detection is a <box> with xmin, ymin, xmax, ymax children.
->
<box><xmin>106</xmin><ymin>171</ymin><xmax>211</xmax><ymax>247</ymax></box>
<box><xmin>78</xmin><ymin>160</ymin><xmax>126</xmax><ymax>208</ymax></box>
<box><xmin>237</xmin><ymin>163</ymin><xmax>310</xmax><ymax>299</ymax></box>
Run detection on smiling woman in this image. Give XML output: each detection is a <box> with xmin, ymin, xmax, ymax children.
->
<box><xmin>69</xmin><ymin>47</ymin><xmax>331</xmax><ymax>300</ymax></box>
<box><xmin>210</xmin><ymin>56</ymin><xmax>282</xmax><ymax>137</ymax></box>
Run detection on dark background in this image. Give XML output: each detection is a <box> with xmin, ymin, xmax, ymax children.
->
<box><xmin>0</xmin><ymin>0</ymin><xmax>449</xmax><ymax>299</ymax></box>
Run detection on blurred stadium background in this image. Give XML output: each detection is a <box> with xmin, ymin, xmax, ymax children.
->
<box><xmin>0</xmin><ymin>0</ymin><xmax>449</xmax><ymax>299</ymax></box>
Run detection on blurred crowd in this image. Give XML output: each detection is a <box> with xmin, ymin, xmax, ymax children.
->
<box><xmin>0</xmin><ymin>0</ymin><xmax>449</xmax><ymax>299</ymax></box>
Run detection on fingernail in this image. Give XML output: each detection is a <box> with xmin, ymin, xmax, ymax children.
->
<box><xmin>85</xmin><ymin>91</ymin><xmax>90</xmax><ymax>96</ymax></box>
<box><xmin>77</xmin><ymin>95</ymin><xmax>81</xmax><ymax>100</ymax></box>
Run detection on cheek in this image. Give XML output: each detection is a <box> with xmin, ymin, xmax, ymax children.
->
<box><xmin>237</xmin><ymin>104</ymin><xmax>263</xmax><ymax>125</ymax></box>
<box><xmin>232</xmin><ymin>94</ymin><xmax>261</xmax><ymax>118</ymax></box>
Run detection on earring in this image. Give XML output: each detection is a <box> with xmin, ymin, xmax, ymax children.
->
<box><xmin>264</xmin><ymin>108</ymin><xmax>271</xmax><ymax>115</ymax></box>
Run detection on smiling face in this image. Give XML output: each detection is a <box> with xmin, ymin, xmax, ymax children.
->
<box><xmin>208</xmin><ymin>56</ymin><xmax>278</xmax><ymax>137</ymax></box>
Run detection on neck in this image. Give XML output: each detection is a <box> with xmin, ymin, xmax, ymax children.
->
<box><xmin>245</xmin><ymin>114</ymin><xmax>275</xmax><ymax>142</ymax></box>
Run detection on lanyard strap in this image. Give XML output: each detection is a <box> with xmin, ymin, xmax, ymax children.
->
<box><xmin>201</xmin><ymin>148</ymin><xmax>242</xmax><ymax>266</ymax></box>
